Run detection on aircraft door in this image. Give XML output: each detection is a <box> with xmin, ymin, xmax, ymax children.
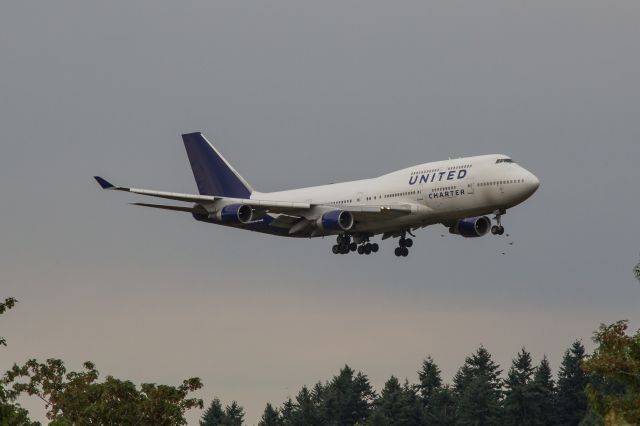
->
<box><xmin>417</xmin><ymin>184</ymin><xmax>426</xmax><ymax>202</ymax></box>
<box><xmin>356</xmin><ymin>192</ymin><xmax>364</xmax><ymax>203</ymax></box>
<box><xmin>466</xmin><ymin>177</ymin><xmax>475</xmax><ymax>194</ymax></box>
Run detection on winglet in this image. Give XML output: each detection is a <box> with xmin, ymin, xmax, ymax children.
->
<box><xmin>94</xmin><ymin>176</ymin><xmax>115</xmax><ymax>189</ymax></box>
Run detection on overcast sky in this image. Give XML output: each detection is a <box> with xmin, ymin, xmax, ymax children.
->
<box><xmin>1</xmin><ymin>1</ymin><xmax>639</xmax><ymax>424</ymax></box>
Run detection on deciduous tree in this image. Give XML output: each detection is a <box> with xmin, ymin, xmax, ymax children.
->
<box><xmin>582</xmin><ymin>320</ymin><xmax>640</xmax><ymax>424</ymax></box>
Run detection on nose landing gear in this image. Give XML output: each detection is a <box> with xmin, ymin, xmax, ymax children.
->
<box><xmin>491</xmin><ymin>210</ymin><xmax>506</xmax><ymax>235</ymax></box>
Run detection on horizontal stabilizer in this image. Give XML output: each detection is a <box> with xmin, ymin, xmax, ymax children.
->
<box><xmin>130</xmin><ymin>203</ymin><xmax>197</xmax><ymax>213</ymax></box>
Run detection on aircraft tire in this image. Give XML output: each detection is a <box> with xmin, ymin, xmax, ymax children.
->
<box><xmin>332</xmin><ymin>245</ymin><xmax>340</xmax><ymax>254</ymax></box>
<box><xmin>371</xmin><ymin>243</ymin><xmax>379</xmax><ymax>253</ymax></box>
<box><xmin>405</xmin><ymin>238</ymin><xmax>413</xmax><ymax>248</ymax></box>
<box><xmin>401</xmin><ymin>247</ymin><xmax>409</xmax><ymax>257</ymax></box>
<box><xmin>394</xmin><ymin>247</ymin><xmax>402</xmax><ymax>257</ymax></box>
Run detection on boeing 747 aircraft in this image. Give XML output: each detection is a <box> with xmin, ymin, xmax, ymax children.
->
<box><xmin>95</xmin><ymin>132</ymin><xmax>539</xmax><ymax>257</ymax></box>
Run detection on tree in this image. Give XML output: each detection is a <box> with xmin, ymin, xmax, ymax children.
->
<box><xmin>556</xmin><ymin>341</ymin><xmax>589</xmax><ymax>426</ymax></box>
<box><xmin>224</xmin><ymin>401</ymin><xmax>245</xmax><ymax>425</ymax></box>
<box><xmin>320</xmin><ymin>365</ymin><xmax>376</xmax><ymax>425</ymax></box>
<box><xmin>531</xmin><ymin>356</ymin><xmax>556</xmax><ymax>426</ymax></box>
<box><xmin>0</xmin><ymin>298</ymin><xmax>17</xmax><ymax>348</ymax></box>
<box><xmin>289</xmin><ymin>386</ymin><xmax>322</xmax><ymax>425</ymax></box>
<box><xmin>2</xmin><ymin>359</ymin><xmax>203</xmax><ymax>425</ymax></box>
<box><xmin>453</xmin><ymin>346</ymin><xmax>503</xmax><ymax>426</ymax></box>
<box><xmin>258</xmin><ymin>403</ymin><xmax>281</xmax><ymax>426</ymax></box>
<box><xmin>502</xmin><ymin>348</ymin><xmax>540</xmax><ymax>425</ymax></box>
<box><xmin>417</xmin><ymin>356</ymin><xmax>443</xmax><ymax>409</ymax></box>
<box><xmin>0</xmin><ymin>297</ymin><xmax>40</xmax><ymax>426</ymax></box>
<box><xmin>279</xmin><ymin>398</ymin><xmax>295</xmax><ymax>424</ymax></box>
<box><xmin>582</xmin><ymin>320</ymin><xmax>640</xmax><ymax>424</ymax></box>
<box><xmin>367</xmin><ymin>376</ymin><xmax>424</xmax><ymax>425</ymax></box>
<box><xmin>427</xmin><ymin>385</ymin><xmax>456</xmax><ymax>426</ymax></box>
<box><xmin>201</xmin><ymin>398</ymin><xmax>226</xmax><ymax>425</ymax></box>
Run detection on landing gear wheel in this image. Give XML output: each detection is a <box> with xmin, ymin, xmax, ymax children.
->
<box><xmin>404</xmin><ymin>238</ymin><xmax>413</xmax><ymax>248</ymax></box>
<box><xmin>341</xmin><ymin>245</ymin><xmax>350</xmax><ymax>254</ymax></box>
<box><xmin>332</xmin><ymin>245</ymin><xmax>340</xmax><ymax>254</ymax></box>
<box><xmin>371</xmin><ymin>243</ymin><xmax>379</xmax><ymax>253</ymax></box>
<box><xmin>399</xmin><ymin>238</ymin><xmax>406</xmax><ymax>248</ymax></box>
<box><xmin>401</xmin><ymin>247</ymin><xmax>409</xmax><ymax>257</ymax></box>
<box><xmin>358</xmin><ymin>246</ymin><xmax>365</xmax><ymax>255</ymax></box>
<box><xmin>350</xmin><ymin>242</ymin><xmax>357</xmax><ymax>252</ymax></box>
<box><xmin>491</xmin><ymin>225</ymin><xmax>499</xmax><ymax>235</ymax></box>
<box><xmin>498</xmin><ymin>226</ymin><xmax>505</xmax><ymax>235</ymax></box>
<box><xmin>364</xmin><ymin>244</ymin><xmax>372</xmax><ymax>255</ymax></box>
<box><xmin>394</xmin><ymin>247</ymin><xmax>402</xmax><ymax>257</ymax></box>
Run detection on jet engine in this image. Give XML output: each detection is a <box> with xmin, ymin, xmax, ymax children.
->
<box><xmin>317</xmin><ymin>210</ymin><xmax>354</xmax><ymax>231</ymax></box>
<box><xmin>449</xmin><ymin>216</ymin><xmax>491</xmax><ymax>238</ymax></box>
<box><xmin>218</xmin><ymin>204</ymin><xmax>254</xmax><ymax>224</ymax></box>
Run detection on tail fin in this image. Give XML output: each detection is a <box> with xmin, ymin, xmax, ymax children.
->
<box><xmin>182</xmin><ymin>132</ymin><xmax>254</xmax><ymax>198</ymax></box>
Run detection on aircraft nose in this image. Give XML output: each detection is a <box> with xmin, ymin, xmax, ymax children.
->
<box><xmin>525</xmin><ymin>172</ymin><xmax>540</xmax><ymax>195</ymax></box>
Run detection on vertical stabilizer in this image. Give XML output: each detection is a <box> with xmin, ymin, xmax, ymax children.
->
<box><xmin>182</xmin><ymin>132</ymin><xmax>253</xmax><ymax>198</ymax></box>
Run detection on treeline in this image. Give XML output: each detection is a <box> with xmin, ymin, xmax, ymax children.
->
<box><xmin>2</xmin><ymin>297</ymin><xmax>639</xmax><ymax>425</ymax></box>
<box><xmin>202</xmin><ymin>343</ymin><xmax>597</xmax><ymax>426</ymax></box>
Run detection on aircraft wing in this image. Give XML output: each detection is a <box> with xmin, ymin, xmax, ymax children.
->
<box><xmin>94</xmin><ymin>177</ymin><xmax>421</xmax><ymax>231</ymax></box>
<box><xmin>94</xmin><ymin>177</ymin><xmax>310</xmax><ymax>213</ymax></box>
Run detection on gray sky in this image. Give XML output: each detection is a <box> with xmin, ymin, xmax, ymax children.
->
<box><xmin>1</xmin><ymin>1</ymin><xmax>639</xmax><ymax>424</ymax></box>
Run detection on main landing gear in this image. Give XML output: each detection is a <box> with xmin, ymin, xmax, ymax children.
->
<box><xmin>491</xmin><ymin>209</ymin><xmax>506</xmax><ymax>235</ymax></box>
<box><xmin>394</xmin><ymin>231</ymin><xmax>414</xmax><ymax>257</ymax></box>
<box><xmin>331</xmin><ymin>234</ymin><xmax>379</xmax><ymax>255</ymax></box>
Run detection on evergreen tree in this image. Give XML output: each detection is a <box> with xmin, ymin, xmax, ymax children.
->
<box><xmin>279</xmin><ymin>398</ymin><xmax>295</xmax><ymax>424</ymax></box>
<box><xmin>201</xmin><ymin>398</ymin><xmax>226</xmax><ymax>426</ymax></box>
<box><xmin>289</xmin><ymin>386</ymin><xmax>322</xmax><ymax>425</ymax></box>
<box><xmin>367</xmin><ymin>376</ymin><xmax>424</xmax><ymax>425</ymax></box>
<box><xmin>224</xmin><ymin>401</ymin><xmax>245</xmax><ymax>426</ymax></box>
<box><xmin>428</xmin><ymin>386</ymin><xmax>456</xmax><ymax>426</ymax></box>
<box><xmin>417</xmin><ymin>356</ymin><xmax>443</xmax><ymax>410</ymax></box>
<box><xmin>453</xmin><ymin>346</ymin><xmax>503</xmax><ymax>426</ymax></box>
<box><xmin>556</xmin><ymin>341</ymin><xmax>589</xmax><ymax>426</ymax></box>
<box><xmin>532</xmin><ymin>356</ymin><xmax>555</xmax><ymax>426</ymax></box>
<box><xmin>259</xmin><ymin>403</ymin><xmax>281</xmax><ymax>426</ymax></box>
<box><xmin>320</xmin><ymin>365</ymin><xmax>375</xmax><ymax>425</ymax></box>
<box><xmin>502</xmin><ymin>348</ymin><xmax>539</xmax><ymax>425</ymax></box>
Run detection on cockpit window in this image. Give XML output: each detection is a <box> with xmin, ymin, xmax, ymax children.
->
<box><xmin>496</xmin><ymin>158</ymin><xmax>515</xmax><ymax>164</ymax></box>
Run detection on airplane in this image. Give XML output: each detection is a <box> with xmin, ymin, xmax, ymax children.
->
<box><xmin>94</xmin><ymin>132</ymin><xmax>540</xmax><ymax>257</ymax></box>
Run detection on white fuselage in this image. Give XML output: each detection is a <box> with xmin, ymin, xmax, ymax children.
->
<box><xmin>251</xmin><ymin>154</ymin><xmax>539</xmax><ymax>236</ymax></box>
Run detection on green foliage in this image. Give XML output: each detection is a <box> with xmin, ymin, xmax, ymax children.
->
<box><xmin>416</xmin><ymin>356</ymin><xmax>442</xmax><ymax>409</ymax></box>
<box><xmin>453</xmin><ymin>346</ymin><xmax>503</xmax><ymax>425</ymax></box>
<box><xmin>556</xmin><ymin>341</ymin><xmax>589</xmax><ymax>426</ymax></box>
<box><xmin>0</xmin><ymin>298</ymin><xmax>17</xmax><ymax>348</ymax></box>
<box><xmin>319</xmin><ymin>365</ymin><xmax>376</xmax><ymax>425</ymax></box>
<box><xmin>258</xmin><ymin>403</ymin><xmax>281</xmax><ymax>426</ymax></box>
<box><xmin>532</xmin><ymin>356</ymin><xmax>556</xmax><ymax>426</ymax></box>
<box><xmin>502</xmin><ymin>348</ymin><xmax>541</xmax><ymax>425</ymax></box>
<box><xmin>427</xmin><ymin>385</ymin><xmax>456</xmax><ymax>426</ymax></box>
<box><xmin>2</xmin><ymin>359</ymin><xmax>203</xmax><ymax>425</ymax></box>
<box><xmin>200</xmin><ymin>398</ymin><xmax>245</xmax><ymax>426</ymax></box>
<box><xmin>200</xmin><ymin>398</ymin><xmax>225</xmax><ymax>425</ymax></box>
<box><xmin>366</xmin><ymin>376</ymin><xmax>424</xmax><ymax>425</ymax></box>
<box><xmin>582</xmin><ymin>320</ymin><xmax>640</xmax><ymax>424</ymax></box>
<box><xmin>0</xmin><ymin>297</ymin><xmax>40</xmax><ymax>426</ymax></box>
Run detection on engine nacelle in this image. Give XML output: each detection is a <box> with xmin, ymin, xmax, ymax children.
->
<box><xmin>218</xmin><ymin>204</ymin><xmax>254</xmax><ymax>224</ymax></box>
<box><xmin>449</xmin><ymin>216</ymin><xmax>491</xmax><ymax>238</ymax></box>
<box><xmin>317</xmin><ymin>210</ymin><xmax>354</xmax><ymax>232</ymax></box>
